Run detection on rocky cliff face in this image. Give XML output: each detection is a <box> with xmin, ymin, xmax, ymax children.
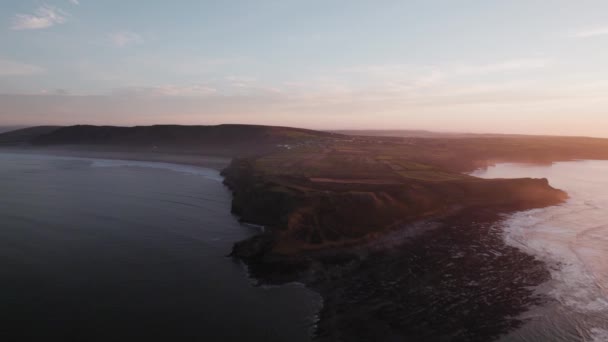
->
<box><xmin>222</xmin><ymin>158</ymin><xmax>567</xmax><ymax>259</ymax></box>
<box><xmin>222</xmin><ymin>156</ymin><xmax>569</xmax><ymax>342</ymax></box>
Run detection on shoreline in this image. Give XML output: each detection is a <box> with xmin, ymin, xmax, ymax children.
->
<box><xmin>480</xmin><ymin>161</ymin><xmax>608</xmax><ymax>341</ymax></box>
<box><xmin>0</xmin><ymin>148</ymin><xmax>325</xmax><ymax>339</ymax></box>
<box><xmin>221</xmin><ymin>156</ymin><xmax>569</xmax><ymax>340</ymax></box>
<box><xmin>0</xmin><ymin>147</ymin><xmax>231</xmax><ymax>171</ymax></box>
<box><xmin>241</xmin><ymin>206</ymin><xmax>561</xmax><ymax>341</ymax></box>
<box><xmin>0</xmin><ymin>151</ymin><xmax>324</xmax><ymax>341</ymax></box>
<box><xmin>0</xmin><ymin>147</ymin><xmax>569</xmax><ymax>341</ymax></box>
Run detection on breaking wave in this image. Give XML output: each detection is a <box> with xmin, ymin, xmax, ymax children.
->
<box><xmin>476</xmin><ymin>161</ymin><xmax>608</xmax><ymax>341</ymax></box>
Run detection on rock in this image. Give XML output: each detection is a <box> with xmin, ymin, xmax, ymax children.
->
<box><xmin>230</xmin><ymin>233</ymin><xmax>276</xmax><ymax>259</ymax></box>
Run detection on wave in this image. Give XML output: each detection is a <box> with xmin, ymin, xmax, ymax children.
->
<box><xmin>503</xmin><ymin>206</ymin><xmax>608</xmax><ymax>313</ymax></box>
<box><xmin>477</xmin><ymin>161</ymin><xmax>608</xmax><ymax>340</ymax></box>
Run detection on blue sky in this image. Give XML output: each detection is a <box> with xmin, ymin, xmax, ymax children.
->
<box><xmin>2</xmin><ymin>0</ymin><xmax>608</xmax><ymax>136</ymax></box>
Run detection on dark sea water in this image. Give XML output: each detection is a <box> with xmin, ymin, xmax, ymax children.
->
<box><xmin>474</xmin><ymin>161</ymin><xmax>608</xmax><ymax>342</ymax></box>
<box><xmin>0</xmin><ymin>152</ymin><xmax>321</xmax><ymax>341</ymax></box>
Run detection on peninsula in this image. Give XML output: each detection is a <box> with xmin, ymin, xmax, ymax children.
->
<box><xmin>3</xmin><ymin>124</ymin><xmax>608</xmax><ymax>340</ymax></box>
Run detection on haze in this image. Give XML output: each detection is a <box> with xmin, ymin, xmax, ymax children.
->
<box><xmin>2</xmin><ymin>1</ymin><xmax>608</xmax><ymax>137</ymax></box>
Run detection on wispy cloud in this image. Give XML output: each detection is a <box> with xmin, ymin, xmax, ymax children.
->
<box><xmin>344</xmin><ymin>59</ymin><xmax>548</xmax><ymax>78</ymax></box>
<box><xmin>11</xmin><ymin>5</ymin><xmax>67</xmax><ymax>30</ymax></box>
<box><xmin>40</xmin><ymin>88</ymin><xmax>70</xmax><ymax>95</ymax></box>
<box><xmin>108</xmin><ymin>31</ymin><xmax>144</xmax><ymax>47</ymax></box>
<box><xmin>570</xmin><ymin>26</ymin><xmax>608</xmax><ymax>38</ymax></box>
<box><xmin>339</xmin><ymin>64</ymin><xmax>445</xmax><ymax>93</ymax></box>
<box><xmin>334</xmin><ymin>58</ymin><xmax>548</xmax><ymax>99</ymax></box>
<box><xmin>453</xmin><ymin>59</ymin><xmax>549</xmax><ymax>75</ymax></box>
<box><xmin>69</xmin><ymin>0</ymin><xmax>80</xmax><ymax>5</ymax></box>
<box><xmin>0</xmin><ymin>59</ymin><xmax>45</xmax><ymax>76</ymax></box>
<box><xmin>113</xmin><ymin>85</ymin><xmax>217</xmax><ymax>97</ymax></box>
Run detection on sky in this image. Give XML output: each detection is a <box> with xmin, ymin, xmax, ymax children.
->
<box><xmin>1</xmin><ymin>0</ymin><xmax>608</xmax><ymax>136</ymax></box>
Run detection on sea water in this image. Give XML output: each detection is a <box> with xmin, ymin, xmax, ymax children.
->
<box><xmin>0</xmin><ymin>152</ymin><xmax>321</xmax><ymax>341</ymax></box>
<box><xmin>474</xmin><ymin>161</ymin><xmax>608</xmax><ymax>341</ymax></box>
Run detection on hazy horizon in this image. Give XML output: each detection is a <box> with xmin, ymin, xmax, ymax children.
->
<box><xmin>2</xmin><ymin>1</ymin><xmax>608</xmax><ymax>136</ymax></box>
<box><xmin>5</xmin><ymin>123</ymin><xmax>608</xmax><ymax>140</ymax></box>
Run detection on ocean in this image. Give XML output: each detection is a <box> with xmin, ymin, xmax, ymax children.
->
<box><xmin>4</xmin><ymin>152</ymin><xmax>607</xmax><ymax>341</ymax></box>
<box><xmin>0</xmin><ymin>152</ymin><xmax>321</xmax><ymax>341</ymax></box>
<box><xmin>474</xmin><ymin>161</ymin><xmax>608</xmax><ymax>341</ymax></box>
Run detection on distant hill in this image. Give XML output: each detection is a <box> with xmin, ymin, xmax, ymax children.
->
<box><xmin>31</xmin><ymin>124</ymin><xmax>337</xmax><ymax>145</ymax></box>
<box><xmin>0</xmin><ymin>126</ymin><xmax>62</xmax><ymax>144</ymax></box>
<box><xmin>0</xmin><ymin>126</ymin><xmax>29</xmax><ymax>134</ymax></box>
<box><xmin>332</xmin><ymin>129</ymin><xmax>530</xmax><ymax>138</ymax></box>
<box><xmin>0</xmin><ymin>124</ymin><xmax>340</xmax><ymax>156</ymax></box>
<box><xmin>332</xmin><ymin>129</ymin><xmax>444</xmax><ymax>138</ymax></box>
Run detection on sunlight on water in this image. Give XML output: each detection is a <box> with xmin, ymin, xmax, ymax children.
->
<box><xmin>474</xmin><ymin>161</ymin><xmax>608</xmax><ymax>341</ymax></box>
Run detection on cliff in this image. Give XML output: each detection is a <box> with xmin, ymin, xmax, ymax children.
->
<box><xmin>0</xmin><ymin>123</ymin><xmax>580</xmax><ymax>257</ymax></box>
<box><xmin>2</xmin><ymin>123</ymin><xmax>598</xmax><ymax>341</ymax></box>
<box><xmin>222</xmin><ymin>157</ymin><xmax>567</xmax><ymax>259</ymax></box>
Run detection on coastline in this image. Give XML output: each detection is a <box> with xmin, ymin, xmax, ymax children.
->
<box><xmin>480</xmin><ymin>161</ymin><xmax>608</xmax><ymax>341</ymax></box>
<box><xmin>0</xmin><ymin>151</ymin><xmax>323</xmax><ymax>341</ymax></box>
<box><xmin>0</xmin><ymin>148</ymin><xmax>326</xmax><ymax>338</ymax></box>
<box><xmin>0</xmin><ymin>147</ymin><xmax>231</xmax><ymax>171</ymax></box>
<box><xmin>236</xmin><ymin>206</ymin><xmax>567</xmax><ymax>341</ymax></box>
<box><xmin>220</xmin><ymin>158</ymin><xmax>568</xmax><ymax>340</ymax></box>
<box><xmin>0</xmin><ymin>147</ymin><xmax>570</xmax><ymax>341</ymax></box>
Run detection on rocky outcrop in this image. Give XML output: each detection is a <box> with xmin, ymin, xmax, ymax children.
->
<box><xmin>222</xmin><ymin>158</ymin><xmax>568</xmax><ymax>259</ymax></box>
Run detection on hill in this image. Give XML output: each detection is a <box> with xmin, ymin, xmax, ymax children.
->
<box><xmin>0</xmin><ymin>124</ymin><xmax>339</xmax><ymax>157</ymax></box>
<box><xmin>0</xmin><ymin>126</ymin><xmax>28</xmax><ymax>134</ymax></box>
<box><xmin>31</xmin><ymin>124</ymin><xmax>337</xmax><ymax>145</ymax></box>
<box><xmin>0</xmin><ymin>126</ymin><xmax>62</xmax><ymax>145</ymax></box>
<box><xmin>331</xmin><ymin>129</ymin><xmax>516</xmax><ymax>138</ymax></box>
<box><xmin>332</xmin><ymin>129</ymin><xmax>465</xmax><ymax>138</ymax></box>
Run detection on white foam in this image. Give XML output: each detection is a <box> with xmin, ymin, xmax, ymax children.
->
<box><xmin>478</xmin><ymin>161</ymin><xmax>608</xmax><ymax>314</ymax></box>
<box><xmin>591</xmin><ymin>328</ymin><xmax>608</xmax><ymax>342</ymax></box>
<box><xmin>503</xmin><ymin>206</ymin><xmax>608</xmax><ymax>313</ymax></box>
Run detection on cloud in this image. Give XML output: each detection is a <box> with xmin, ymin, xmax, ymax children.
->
<box><xmin>337</xmin><ymin>58</ymin><xmax>547</xmax><ymax>96</ymax></box>
<box><xmin>344</xmin><ymin>59</ymin><xmax>548</xmax><ymax>78</ymax></box>
<box><xmin>11</xmin><ymin>5</ymin><xmax>67</xmax><ymax>30</ymax></box>
<box><xmin>69</xmin><ymin>0</ymin><xmax>80</xmax><ymax>5</ymax></box>
<box><xmin>108</xmin><ymin>31</ymin><xmax>144</xmax><ymax>47</ymax></box>
<box><xmin>570</xmin><ymin>26</ymin><xmax>608</xmax><ymax>38</ymax></box>
<box><xmin>453</xmin><ymin>59</ymin><xmax>549</xmax><ymax>75</ymax></box>
<box><xmin>0</xmin><ymin>59</ymin><xmax>45</xmax><ymax>76</ymax></box>
<box><xmin>123</xmin><ymin>55</ymin><xmax>245</xmax><ymax>75</ymax></box>
<box><xmin>339</xmin><ymin>65</ymin><xmax>446</xmax><ymax>93</ymax></box>
<box><xmin>113</xmin><ymin>85</ymin><xmax>217</xmax><ymax>97</ymax></box>
<box><xmin>3</xmin><ymin>77</ymin><xmax>608</xmax><ymax>137</ymax></box>
<box><xmin>269</xmin><ymin>58</ymin><xmax>554</xmax><ymax>109</ymax></box>
<box><xmin>40</xmin><ymin>88</ymin><xmax>70</xmax><ymax>95</ymax></box>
